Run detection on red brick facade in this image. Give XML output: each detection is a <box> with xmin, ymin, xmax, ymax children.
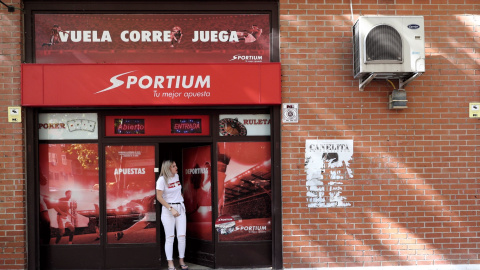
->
<box><xmin>0</xmin><ymin>0</ymin><xmax>479</xmax><ymax>269</ymax></box>
<box><xmin>280</xmin><ymin>0</ymin><xmax>480</xmax><ymax>268</ymax></box>
<box><xmin>0</xmin><ymin>0</ymin><xmax>25</xmax><ymax>269</ymax></box>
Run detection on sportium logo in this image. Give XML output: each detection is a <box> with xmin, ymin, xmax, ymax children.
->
<box><xmin>229</xmin><ymin>54</ymin><xmax>263</xmax><ymax>62</ymax></box>
<box><xmin>95</xmin><ymin>70</ymin><xmax>210</xmax><ymax>94</ymax></box>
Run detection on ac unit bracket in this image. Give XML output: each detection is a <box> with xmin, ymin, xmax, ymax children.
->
<box><xmin>358</xmin><ymin>73</ymin><xmax>377</xmax><ymax>91</ymax></box>
<box><xmin>358</xmin><ymin>72</ymin><xmax>422</xmax><ymax>91</ymax></box>
<box><xmin>399</xmin><ymin>72</ymin><xmax>421</xmax><ymax>89</ymax></box>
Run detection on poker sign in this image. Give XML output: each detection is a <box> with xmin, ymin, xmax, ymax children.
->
<box><xmin>38</xmin><ymin>113</ymin><xmax>98</xmax><ymax>140</ymax></box>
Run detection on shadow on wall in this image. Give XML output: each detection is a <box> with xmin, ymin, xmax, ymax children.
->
<box><xmin>281</xmin><ymin>9</ymin><xmax>479</xmax><ymax>267</ymax></box>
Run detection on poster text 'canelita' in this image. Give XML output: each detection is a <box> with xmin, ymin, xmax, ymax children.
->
<box><xmin>308</xmin><ymin>143</ymin><xmax>350</xmax><ymax>152</ymax></box>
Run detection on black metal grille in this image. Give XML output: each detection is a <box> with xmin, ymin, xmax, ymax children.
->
<box><xmin>365</xmin><ymin>25</ymin><xmax>402</xmax><ymax>62</ymax></box>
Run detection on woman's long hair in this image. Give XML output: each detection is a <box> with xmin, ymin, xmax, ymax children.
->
<box><xmin>160</xmin><ymin>160</ymin><xmax>175</xmax><ymax>185</ymax></box>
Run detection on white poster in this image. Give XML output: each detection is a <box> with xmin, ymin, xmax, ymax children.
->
<box><xmin>305</xmin><ymin>140</ymin><xmax>353</xmax><ymax>208</ymax></box>
<box><xmin>39</xmin><ymin>113</ymin><xmax>98</xmax><ymax>140</ymax></box>
<box><xmin>219</xmin><ymin>114</ymin><xmax>270</xmax><ymax>136</ymax></box>
<box><xmin>282</xmin><ymin>103</ymin><xmax>298</xmax><ymax>123</ymax></box>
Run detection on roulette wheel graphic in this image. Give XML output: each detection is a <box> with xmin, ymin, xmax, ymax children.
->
<box><xmin>219</xmin><ymin>118</ymin><xmax>247</xmax><ymax>136</ymax></box>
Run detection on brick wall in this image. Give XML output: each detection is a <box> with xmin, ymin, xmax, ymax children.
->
<box><xmin>1</xmin><ymin>0</ymin><xmax>480</xmax><ymax>269</ymax></box>
<box><xmin>280</xmin><ymin>0</ymin><xmax>480</xmax><ymax>268</ymax></box>
<box><xmin>0</xmin><ymin>0</ymin><xmax>25</xmax><ymax>269</ymax></box>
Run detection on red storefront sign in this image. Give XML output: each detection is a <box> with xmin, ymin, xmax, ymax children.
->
<box><xmin>21</xmin><ymin>63</ymin><xmax>281</xmax><ymax>107</ymax></box>
<box><xmin>34</xmin><ymin>14</ymin><xmax>271</xmax><ymax>64</ymax></box>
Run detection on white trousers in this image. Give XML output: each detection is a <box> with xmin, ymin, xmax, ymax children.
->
<box><xmin>161</xmin><ymin>203</ymin><xmax>186</xmax><ymax>261</ymax></box>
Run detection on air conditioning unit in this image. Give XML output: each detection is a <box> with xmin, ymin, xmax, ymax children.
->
<box><xmin>353</xmin><ymin>16</ymin><xmax>425</xmax><ymax>89</ymax></box>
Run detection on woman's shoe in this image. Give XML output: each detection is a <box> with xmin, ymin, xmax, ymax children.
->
<box><xmin>180</xmin><ymin>264</ymin><xmax>188</xmax><ymax>270</ymax></box>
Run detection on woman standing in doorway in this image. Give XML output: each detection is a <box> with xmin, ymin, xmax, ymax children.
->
<box><xmin>156</xmin><ymin>160</ymin><xmax>188</xmax><ymax>270</ymax></box>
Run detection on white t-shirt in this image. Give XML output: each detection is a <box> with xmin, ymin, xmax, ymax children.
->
<box><xmin>156</xmin><ymin>173</ymin><xmax>184</xmax><ymax>203</ymax></box>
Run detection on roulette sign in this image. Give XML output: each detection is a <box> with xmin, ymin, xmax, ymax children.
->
<box><xmin>219</xmin><ymin>118</ymin><xmax>247</xmax><ymax>136</ymax></box>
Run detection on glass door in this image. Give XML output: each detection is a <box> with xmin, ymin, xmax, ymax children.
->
<box><xmin>156</xmin><ymin>143</ymin><xmax>215</xmax><ymax>268</ymax></box>
<box><xmin>182</xmin><ymin>145</ymin><xmax>214</xmax><ymax>268</ymax></box>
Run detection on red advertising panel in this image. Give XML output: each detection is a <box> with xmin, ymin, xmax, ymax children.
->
<box><xmin>39</xmin><ymin>144</ymin><xmax>99</xmax><ymax>245</ymax></box>
<box><xmin>21</xmin><ymin>63</ymin><xmax>281</xmax><ymax>107</ymax></box>
<box><xmin>182</xmin><ymin>146</ymin><xmax>212</xmax><ymax>241</ymax></box>
<box><xmin>105</xmin><ymin>115</ymin><xmax>210</xmax><ymax>136</ymax></box>
<box><xmin>35</xmin><ymin>14</ymin><xmax>270</xmax><ymax>64</ymax></box>
<box><xmin>105</xmin><ymin>145</ymin><xmax>156</xmax><ymax>244</ymax></box>
<box><xmin>216</xmin><ymin>142</ymin><xmax>272</xmax><ymax>241</ymax></box>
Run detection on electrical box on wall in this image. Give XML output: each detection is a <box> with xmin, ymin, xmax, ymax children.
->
<box><xmin>8</xmin><ymin>106</ymin><xmax>21</xmax><ymax>123</ymax></box>
<box><xmin>469</xmin><ymin>103</ymin><xmax>480</xmax><ymax>118</ymax></box>
<box><xmin>353</xmin><ymin>16</ymin><xmax>425</xmax><ymax>90</ymax></box>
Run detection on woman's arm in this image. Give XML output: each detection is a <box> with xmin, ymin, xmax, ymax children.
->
<box><xmin>156</xmin><ymin>189</ymin><xmax>180</xmax><ymax>217</ymax></box>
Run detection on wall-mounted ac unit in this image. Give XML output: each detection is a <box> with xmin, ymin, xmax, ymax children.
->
<box><xmin>353</xmin><ymin>16</ymin><xmax>425</xmax><ymax>88</ymax></box>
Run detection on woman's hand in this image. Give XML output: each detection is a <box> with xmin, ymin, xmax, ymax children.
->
<box><xmin>171</xmin><ymin>208</ymin><xmax>180</xmax><ymax>217</ymax></box>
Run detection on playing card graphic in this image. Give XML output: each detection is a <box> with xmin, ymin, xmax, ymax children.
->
<box><xmin>75</xmin><ymin>120</ymin><xmax>82</xmax><ymax>130</ymax></box>
<box><xmin>81</xmin><ymin>120</ymin><xmax>89</xmax><ymax>131</ymax></box>
<box><xmin>67</xmin><ymin>120</ymin><xmax>76</xmax><ymax>132</ymax></box>
<box><xmin>86</xmin><ymin>120</ymin><xmax>96</xmax><ymax>132</ymax></box>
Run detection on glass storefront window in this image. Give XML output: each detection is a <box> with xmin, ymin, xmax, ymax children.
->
<box><xmin>216</xmin><ymin>142</ymin><xmax>272</xmax><ymax>241</ymax></box>
<box><xmin>39</xmin><ymin>143</ymin><xmax>99</xmax><ymax>245</ymax></box>
<box><xmin>105</xmin><ymin>145</ymin><xmax>156</xmax><ymax>244</ymax></box>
